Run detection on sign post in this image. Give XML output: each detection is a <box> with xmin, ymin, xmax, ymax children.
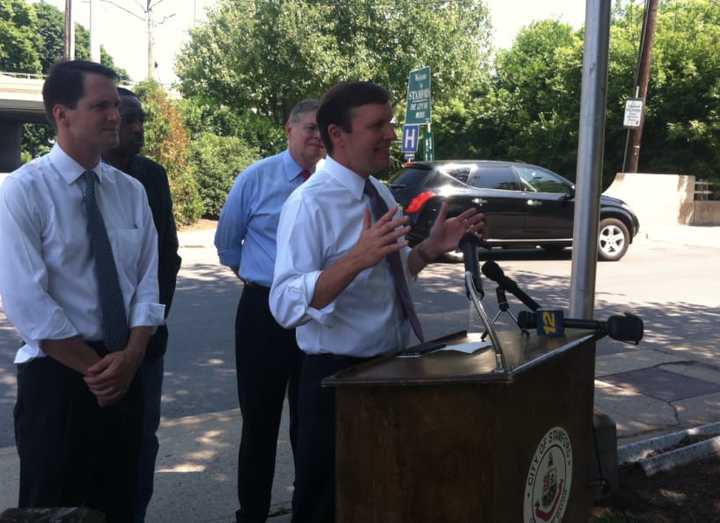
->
<box><xmin>623</xmin><ymin>98</ymin><xmax>643</xmax><ymax>128</ymax></box>
<box><xmin>402</xmin><ymin>124</ymin><xmax>420</xmax><ymax>159</ymax></box>
<box><xmin>405</xmin><ymin>67</ymin><xmax>433</xmax><ymax>160</ymax></box>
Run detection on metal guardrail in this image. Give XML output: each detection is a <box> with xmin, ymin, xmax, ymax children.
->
<box><xmin>695</xmin><ymin>180</ymin><xmax>720</xmax><ymax>201</ymax></box>
<box><xmin>0</xmin><ymin>71</ymin><xmax>46</xmax><ymax>80</ymax></box>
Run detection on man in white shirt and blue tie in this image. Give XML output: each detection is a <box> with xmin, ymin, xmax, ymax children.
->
<box><xmin>270</xmin><ymin>81</ymin><xmax>484</xmax><ymax>523</ymax></box>
<box><xmin>0</xmin><ymin>60</ymin><xmax>163</xmax><ymax>522</ymax></box>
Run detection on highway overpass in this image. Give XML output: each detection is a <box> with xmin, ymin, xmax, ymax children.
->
<box><xmin>0</xmin><ymin>73</ymin><xmax>46</xmax><ymax>172</ymax></box>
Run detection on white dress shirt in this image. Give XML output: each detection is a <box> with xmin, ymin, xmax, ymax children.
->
<box><xmin>0</xmin><ymin>144</ymin><xmax>165</xmax><ymax>363</ymax></box>
<box><xmin>270</xmin><ymin>156</ymin><xmax>413</xmax><ymax>358</ymax></box>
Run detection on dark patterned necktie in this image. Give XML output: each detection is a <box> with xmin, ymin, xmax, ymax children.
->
<box><xmin>364</xmin><ymin>179</ymin><xmax>425</xmax><ymax>343</ymax></box>
<box><xmin>300</xmin><ymin>169</ymin><xmax>311</xmax><ymax>181</ymax></box>
<box><xmin>83</xmin><ymin>171</ymin><xmax>130</xmax><ymax>351</ymax></box>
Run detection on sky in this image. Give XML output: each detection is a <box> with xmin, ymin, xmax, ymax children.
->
<box><xmin>34</xmin><ymin>0</ymin><xmax>588</xmax><ymax>86</ymax></box>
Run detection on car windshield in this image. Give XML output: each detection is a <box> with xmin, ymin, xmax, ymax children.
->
<box><xmin>515</xmin><ymin>166</ymin><xmax>571</xmax><ymax>194</ymax></box>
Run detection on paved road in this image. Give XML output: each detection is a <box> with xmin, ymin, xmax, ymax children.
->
<box><xmin>1</xmin><ymin>232</ymin><xmax>718</xmax><ymax>448</ymax></box>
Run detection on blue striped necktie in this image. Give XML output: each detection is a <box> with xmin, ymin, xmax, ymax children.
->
<box><xmin>364</xmin><ymin>179</ymin><xmax>425</xmax><ymax>343</ymax></box>
<box><xmin>83</xmin><ymin>171</ymin><xmax>130</xmax><ymax>351</ymax></box>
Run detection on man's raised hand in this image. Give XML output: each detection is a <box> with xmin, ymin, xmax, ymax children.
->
<box><xmin>349</xmin><ymin>207</ymin><xmax>409</xmax><ymax>270</ymax></box>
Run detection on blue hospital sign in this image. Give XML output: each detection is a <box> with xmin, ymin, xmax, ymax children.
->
<box><xmin>402</xmin><ymin>124</ymin><xmax>420</xmax><ymax>154</ymax></box>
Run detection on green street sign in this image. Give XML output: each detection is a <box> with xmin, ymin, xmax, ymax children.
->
<box><xmin>405</xmin><ymin>66</ymin><xmax>432</xmax><ymax>125</ymax></box>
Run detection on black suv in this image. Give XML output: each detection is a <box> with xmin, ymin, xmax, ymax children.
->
<box><xmin>389</xmin><ymin>160</ymin><xmax>640</xmax><ymax>261</ymax></box>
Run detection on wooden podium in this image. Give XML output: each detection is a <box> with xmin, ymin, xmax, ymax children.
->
<box><xmin>324</xmin><ymin>329</ymin><xmax>597</xmax><ymax>523</ymax></box>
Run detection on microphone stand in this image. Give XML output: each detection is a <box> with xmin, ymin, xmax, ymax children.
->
<box><xmin>481</xmin><ymin>286</ymin><xmax>529</xmax><ymax>341</ymax></box>
<box><xmin>465</xmin><ymin>271</ymin><xmax>506</xmax><ymax>372</ymax></box>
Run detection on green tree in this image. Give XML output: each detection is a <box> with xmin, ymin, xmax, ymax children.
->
<box><xmin>176</xmin><ymin>0</ymin><xmax>492</xmax><ymax>144</ymax></box>
<box><xmin>16</xmin><ymin>1</ymin><xmax>130</xmax><ymax>163</ymax></box>
<box><xmin>180</xmin><ymin>96</ymin><xmax>285</xmax><ymax>157</ymax></box>
<box><xmin>616</xmin><ymin>0</ymin><xmax>720</xmax><ymax>179</ymax></box>
<box><xmin>33</xmin><ymin>1</ymin><xmax>129</xmax><ymax>79</ymax></box>
<box><xmin>190</xmin><ymin>133</ymin><xmax>259</xmax><ymax>218</ymax></box>
<box><xmin>489</xmin><ymin>20</ymin><xmax>584</xmax><ymax>180</ymax></box>
<box><xmin>135</xmin><ymin>80</ymin><xmax>203</xmax><ymax>225</ymax></box>
<box><xmin>446</xmin><ymin>0</ymin><xmax>719</xmax><ymax>186</ymax></box>
<box><xmin>0</xmin><ymin>0</ymin><xmax>42</xmax><ymax>73</ymax></box>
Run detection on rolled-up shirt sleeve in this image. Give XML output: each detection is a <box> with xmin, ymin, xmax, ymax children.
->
<box><xmin>129</xmin><ymin>189</ymin><xmax>165</xmax><ymax>328</ymax></box>
<box><xmin>270</xmin><ymin>194</ymin><xmax>335</xmax><ymax>328</ymax></box>
<box><xmin>0</xmin><ymin>177</ymin><xmax>80</xmax><ymax>345</ymax></box>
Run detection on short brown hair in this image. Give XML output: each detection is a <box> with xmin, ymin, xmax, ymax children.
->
<box><xmin>317</xmin><ymin>82</ymin><xmax>390</xmax><ymax>154</ymax></box>
<box><xmin>42</xmin><ymin>60</ymin><xmax>118</xmax><ymax>126</ymax></box>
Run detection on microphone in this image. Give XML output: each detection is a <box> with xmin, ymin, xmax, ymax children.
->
<box><xmin>517</xmin><ymin>310</ymin><xmax>644</xmax><ymax>344</ymax></box>
<box><xmin>459</xmin><ymin>233</ymin><xmax>482</xmax><ymax>296</ymax></box>
<box><xmin>481</xmin><ymin>260</ymin><xmax>540</xmax><ymax>311</ymax></box>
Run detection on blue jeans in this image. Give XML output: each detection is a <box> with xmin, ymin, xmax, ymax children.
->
<box><xmin>134</xmin><ymin>356</ymin><xmax>164</xmax><ymax>523</ymax></box>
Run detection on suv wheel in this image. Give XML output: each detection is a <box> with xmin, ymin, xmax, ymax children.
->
<box><xmin>598</xmin><ymin>217</ymin><xmax>629</xmax><ymax>261</ymax></box>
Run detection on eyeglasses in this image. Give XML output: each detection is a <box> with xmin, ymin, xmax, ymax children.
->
<box><xmin>301</xmin><ymin>124</ymin><xmax>320</xmax><ymax>135</ymax></box>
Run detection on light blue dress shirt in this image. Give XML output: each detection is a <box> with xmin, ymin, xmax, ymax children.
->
<box><xmin>270</xmin><ymin>156</ymin><xmax>415</xmax><ymax>357</ymax></box>
<box><xmin>215</xmin><ymin>150</ymin><xmax>306</xmax><ymax>287</ymax></box>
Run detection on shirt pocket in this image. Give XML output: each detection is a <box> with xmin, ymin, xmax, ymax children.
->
<box><xmin>107</xmin><ymin>227</ymin><xmax>144</xmax><ymax>284</ymax></box>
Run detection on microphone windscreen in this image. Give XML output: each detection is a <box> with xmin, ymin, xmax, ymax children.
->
<box><xmin>481</xmin><ymin>260</ymin><xmax>503</xmax><ymax>282</ymax></box>
<box><xmin>607</xmin><ymin>314</ymin><xmax>644</xmax><ymax>343</ymax></box>
<box><xmin>517</xmin><ymin>310</ymin><xmax>536</xmax><ymax>329</ymax></box>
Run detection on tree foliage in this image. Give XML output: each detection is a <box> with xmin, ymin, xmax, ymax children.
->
<box><xmin>135</xmin><ymin>81</ymin><xmax>203</xmax><ymax>225</ymax></box>
<box><xmin>0</xmin><ymin>0</ymin><xmax>42</xmax><ymax>73</ymax></box>
<box><xmin>32</xmin><ymin>2</ymin><xmax>129</xmax><ymax>79</ymax></box>
<box><xmin>620</xmin><ymin>0</ymin><xmax>720</xmax><ymax>178</ymax></box>
<box><xmin>190</xmin><ymin>132</ymin><xmax>259</xmax><ymax>218</ymax></box>
<box><xmin>2</xmin><ymin>0</ymin><xmax>129</xmax><ymax>164</ymax></box>
<box><xmin>437</xmin><ymin>0</ymin><xmax>720</xmax><ymax>185</ymax></box>
<box><xmin>176</xmin><ymin>0</ymin><xmax>493</xmax><ymax>152</ymax></box>
<box><xmin>180</xmin><ymin>96</ymin><xmax>285</xmax><ymax>157</ymax></box>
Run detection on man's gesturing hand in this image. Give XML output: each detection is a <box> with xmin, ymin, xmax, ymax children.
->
<box><xmin>349</xmin><ymin>207</ymin><xmax>409</xmax><ymax>270</ymax></box>
<box><xmin>424</xmin><ymin>202</ymin><xmax>485</xmax><ymax>257</ymax></box>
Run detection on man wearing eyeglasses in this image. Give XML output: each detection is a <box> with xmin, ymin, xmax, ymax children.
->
<box><xmin>215</xmin><ymin>99</ymin><xmax>325</xmax><ymax>523</ymax></box>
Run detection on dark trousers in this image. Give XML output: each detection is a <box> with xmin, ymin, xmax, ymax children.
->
<box><xmin>134</xmin><ymin>355</ymin><xmax>164</xmax><ymax>523</ymax></box>
<box><xmin>235</xmin><ymin>285</ymin><xmax>304</xmax><ymax>523</ymax></box>
<box><xmin>14</xmin><ymin>355</ymin><xmax>143</xmax><ymax>523</ymax></box>
<box><xmin>291</xmin><ymin>354</ymin><xmax>368</xmax><ymax>523</ymax></box>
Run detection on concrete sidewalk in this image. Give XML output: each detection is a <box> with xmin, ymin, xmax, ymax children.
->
<box><xmin>640</xmin><ymin>223</ymin><xmax>720</xmax><ymax>248</ymax></box>
<box><xmin>1</xmin><ymin>224</ymin><xmax>718</xmax><ymax>522</ymax></box>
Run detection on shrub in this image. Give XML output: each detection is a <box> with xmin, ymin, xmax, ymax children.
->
<box><xmin>190</xmin><ymin>133</ymin><xmax>259</xmax><ymax>218</ymax></box>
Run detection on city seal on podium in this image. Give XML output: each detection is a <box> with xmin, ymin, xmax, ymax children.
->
<box><xmin>523</xmin><ymin>426</ymin><xmax>573</xmax><ymax>523</ymax></box>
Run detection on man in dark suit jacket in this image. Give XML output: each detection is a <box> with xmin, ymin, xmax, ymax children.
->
<box><xmin>103</xmin><ymin>87</ymin><xmax>182</xmax><ymax>523</ymax></box>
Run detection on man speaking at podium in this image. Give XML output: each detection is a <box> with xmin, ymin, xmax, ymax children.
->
<box><xmin>270</xmin><ymin>81</ymin><xmax>484</xmax><ymax>523</ymax></box>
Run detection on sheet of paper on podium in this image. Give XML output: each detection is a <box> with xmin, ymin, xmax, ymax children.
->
<box><xmin>435</xmin><ymin>340</ymin><xmax>492</xmax><ymax>354</ymax></box>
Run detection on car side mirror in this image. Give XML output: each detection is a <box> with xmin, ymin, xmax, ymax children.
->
<box><xmin>563</xmin><ymin>186</ymin><xmax>575</xmax><ymax>200</ymax></box>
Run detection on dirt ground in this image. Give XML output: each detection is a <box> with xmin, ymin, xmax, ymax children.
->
<box><xmin>178</xmin><ymin>218</ymin><xmax>217</xmax><ymax>231</ymax></box>
<box><xmin>591</xmin><ymin>455</ymin><xmax>720</xmax><ymax>522</ymax></box>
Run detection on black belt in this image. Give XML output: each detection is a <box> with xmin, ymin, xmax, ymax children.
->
<box><xmin>242</xmin><ymin>279</ymin><xmax>270</xmax><ymax>290</ymax></box>
<box><xmin>306</xmin><ymin>353</ymin><xmax>373</xmax><ymax>363</ymax></box>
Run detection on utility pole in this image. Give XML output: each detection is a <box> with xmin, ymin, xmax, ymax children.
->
<box><xmin>147</xmin><ymin>4</ymin><xmax>155</xmax><ymax>79</ymax></box>
<box><xmin>623</xmin><ymin>0</ymin><xmax>659</xmax><ymax>173</ymax></box>
<box><xmin>64</xmin><ymin>0</ymin><xmax>75</xmax><ymax>60</ymax></box>
<box><xmin>100</xmin><ymin>0</ymin><xmax>175</xmax><ymax>80</ymax></box>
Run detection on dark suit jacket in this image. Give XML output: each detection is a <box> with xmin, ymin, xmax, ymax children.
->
<box><xmin>127</xmin><ymin>155</ymin><xmax>182</xmax><ymax>359</ymax></box>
